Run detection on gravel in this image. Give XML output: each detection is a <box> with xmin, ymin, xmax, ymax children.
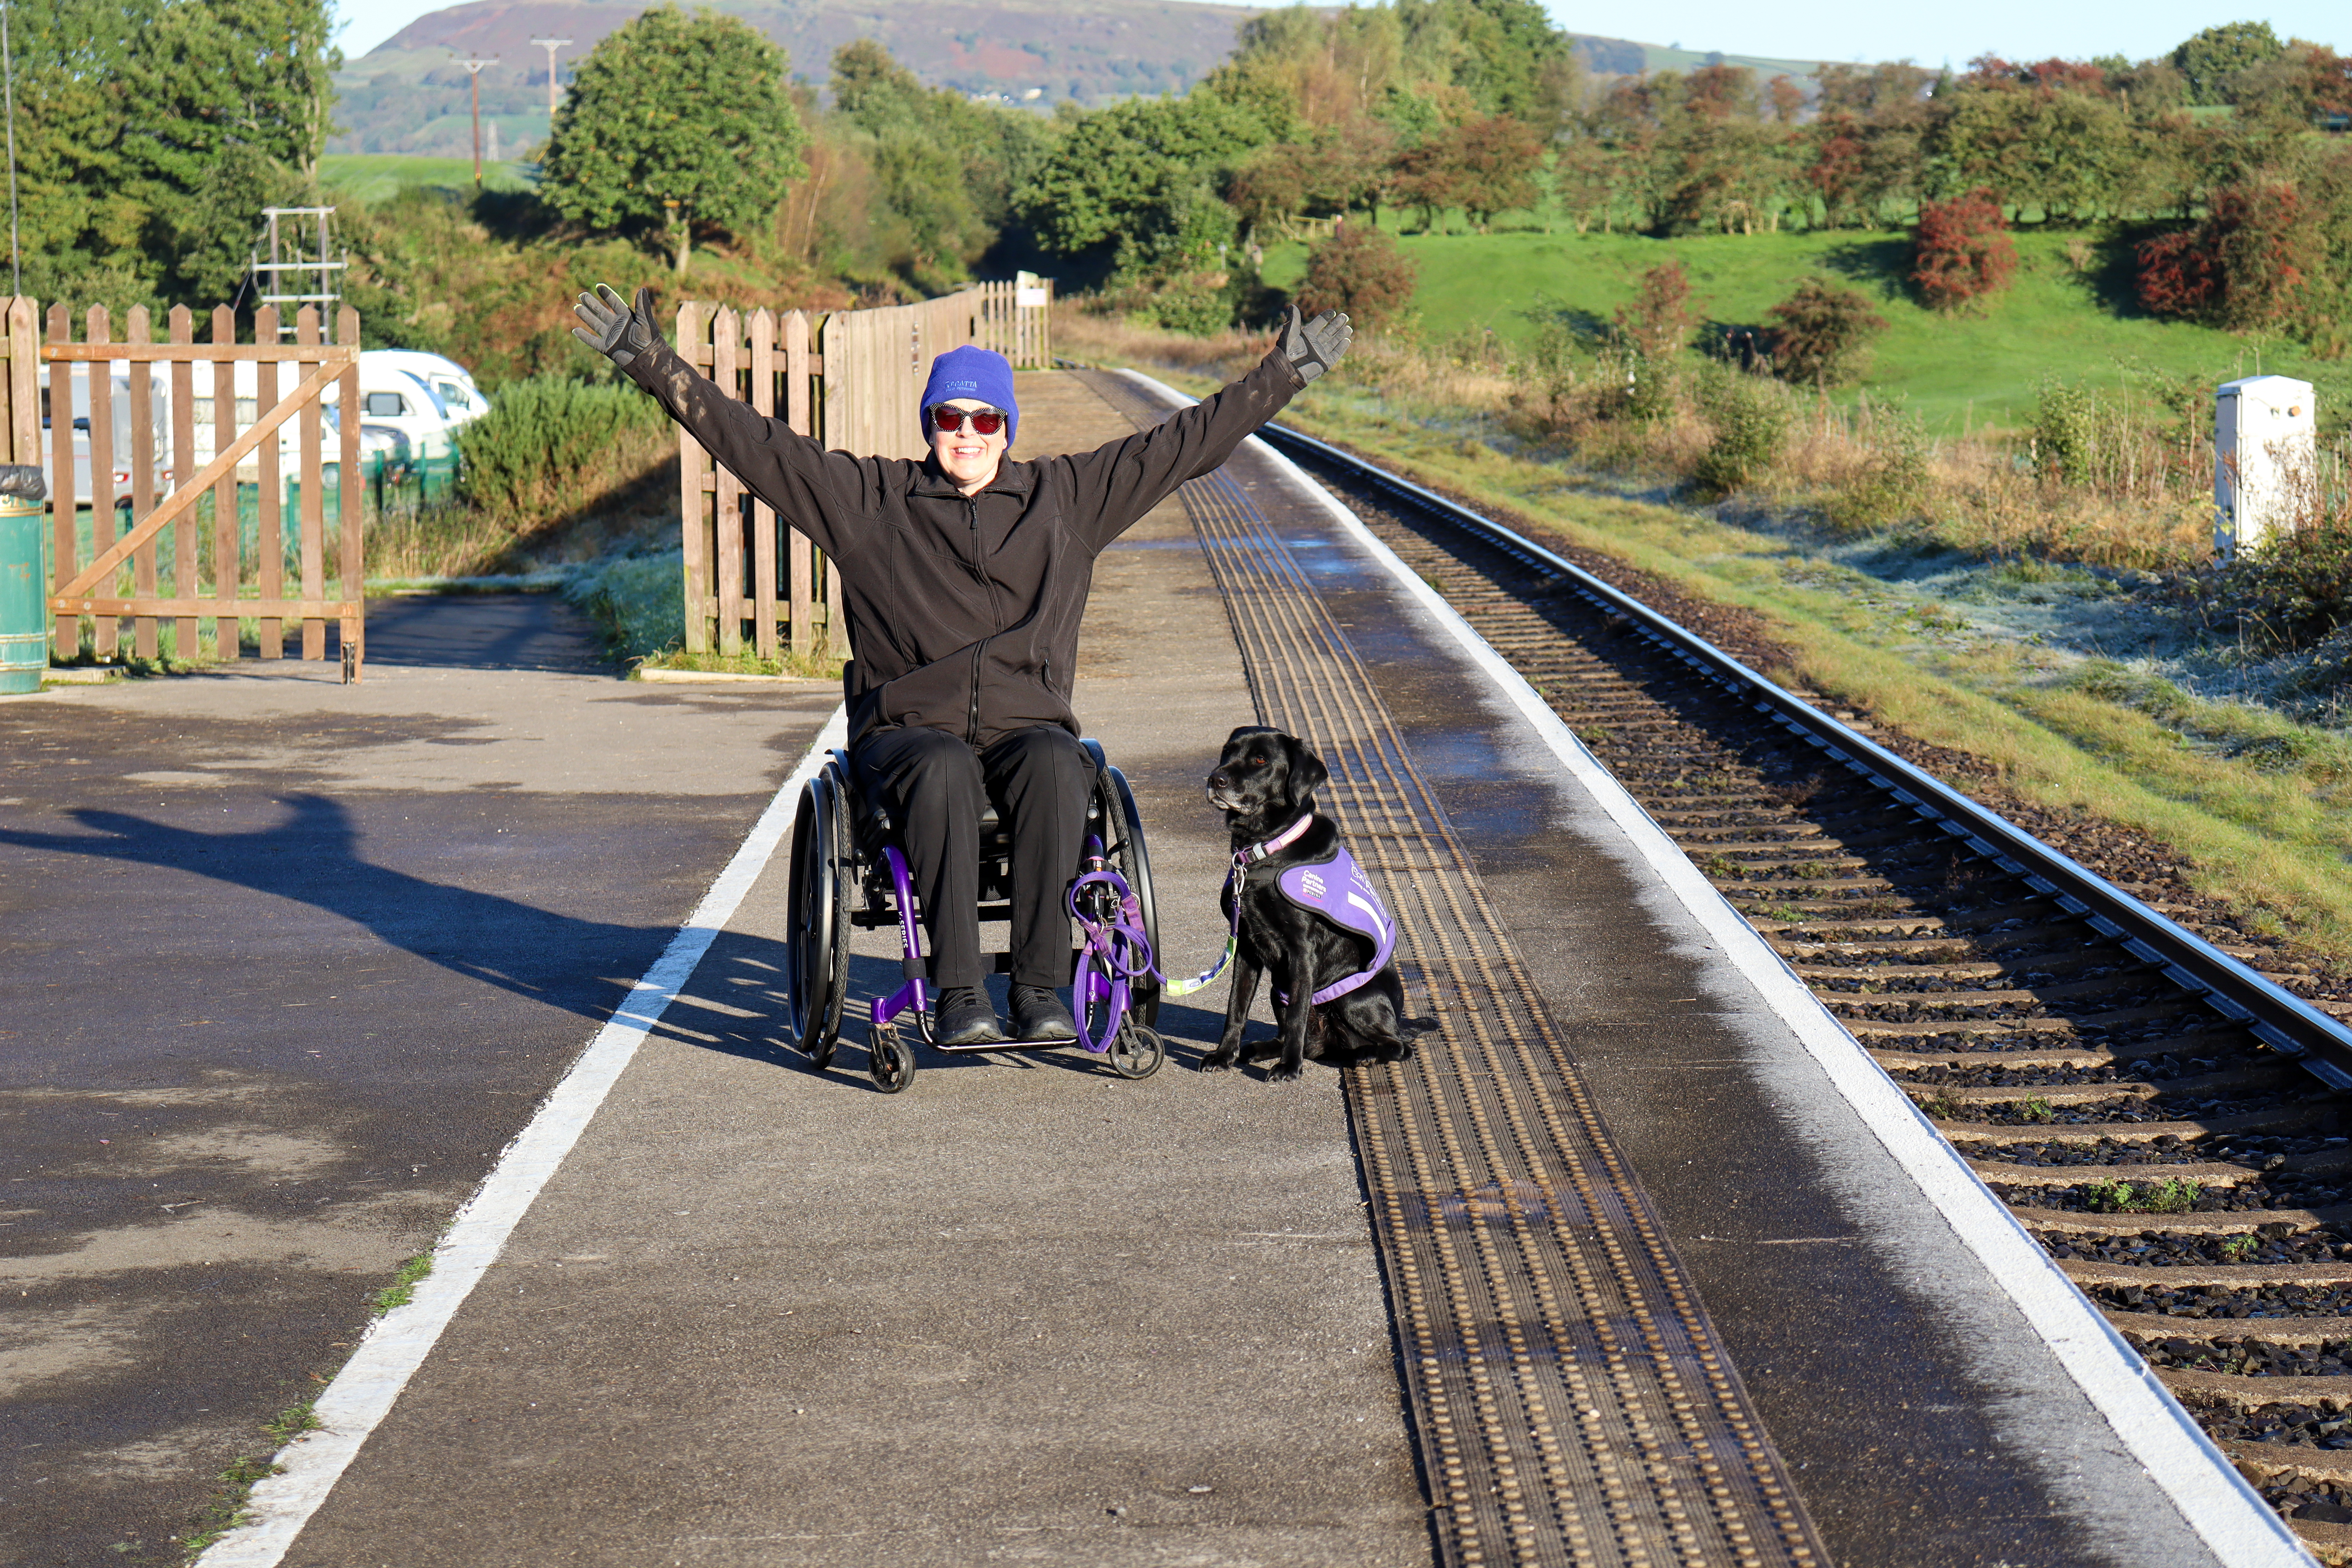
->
<box><xmin>1929</xmin><ymin>1094</ymin><xmax>2291</xmax><ymax>1128</ymax></box>
<box><xmin>2125</xmin><ymin>1330</ymin><xmax>2352</xmax><ymax>1376</ymax></box>
<box><xmin>2195</xmin><ymin>1400</ymin><xmax>2352</xmax><ymax>1450</ymax></box>
<box><xmin>1961</xmin><ymin>1134</ymin><xmax>2206</xmax><ymax>1167</ymax></box>
<box><xmin>1996</xmin><ymin>1178</ymin><xmax>2319</xmax><ymax>1214</ymax></box>
<box><xmin>2095</xmin><ymin>1282</ymin><xmax>2352</xmax><ymax>1318</ymax></box>
<box><xmin>2033</xmin><ymin>1227</ymin><xmax>2349</xmax><ymax>1266</ymax></box>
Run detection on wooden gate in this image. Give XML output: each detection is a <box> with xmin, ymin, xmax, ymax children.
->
<box><xmin>0</xmin><ymin>298</ymin><xmax>365</xmax><ymax>677</ymax></box>
<box><xmin>675</xmin><ymin>281</ymin><xmax>1053</xmax><ymax>660</ymax></box>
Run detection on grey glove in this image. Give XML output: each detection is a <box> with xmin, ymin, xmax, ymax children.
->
<box><xmin>571</xmin><ymin>283</ymin><xmax>666</xmax><ymax>373</ymax></box>
<box><xmin>1279</xmin><ymin>304</ymin><xmax>1352</xmax><ymax>384</ymax></box>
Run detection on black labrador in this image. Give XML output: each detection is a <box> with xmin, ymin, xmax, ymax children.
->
<box><xmin>1201</xmin><ymin>726</ymin><xmax>1417</xmax><ymax>1081</ymax></box>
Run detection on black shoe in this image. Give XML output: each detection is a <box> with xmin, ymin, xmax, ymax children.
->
<box><xmin>1009</xmin><ymin>984</ymin><xmax>1079</xmax><ymax>1042</ymax></box>
<box><xmin>934</xmin><ymin>987</ymin><xmax>1007</xmax><ymax>1047</ymax></box>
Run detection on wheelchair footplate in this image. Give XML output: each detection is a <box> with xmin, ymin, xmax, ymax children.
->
<box><xmin>858</xmin><ymin>837</ymin><xmax>1165</xmax><ymax>1095</ymax></box>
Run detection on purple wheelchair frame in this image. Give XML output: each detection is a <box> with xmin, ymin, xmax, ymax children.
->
<box><xmin>864</xmin><ymin>835</ymin><xmax>1166</xmax><ymax>1085</ymax></box>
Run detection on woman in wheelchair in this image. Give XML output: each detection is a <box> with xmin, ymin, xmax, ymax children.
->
<box><xmin>572</xmin><ymin>283</ymin><xmax>1352</xmax><ymax>1046</ymax></box>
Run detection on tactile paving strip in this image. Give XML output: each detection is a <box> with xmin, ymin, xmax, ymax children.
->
<box><xmin>1083</xmin><ymin>375</ymin><xmax>1826</xmax><ymax>1568</ymax></box>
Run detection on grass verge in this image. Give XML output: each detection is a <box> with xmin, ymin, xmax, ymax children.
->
<box><xmin>1245</xmin><ymin>388</ymin><xmax>2352</xmax><ymax>961</ymax></box>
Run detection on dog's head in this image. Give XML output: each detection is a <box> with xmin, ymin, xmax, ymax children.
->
<box><xmin>1206</xmin><ymin>726</ymin><xmax>1328</xmax><ymax>829</ymax></box>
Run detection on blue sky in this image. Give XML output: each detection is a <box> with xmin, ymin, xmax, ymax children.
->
<box><xmin>330</xmin><ymin>0</ymin><xmax>2341</xmax><ymax>70</ymax></box>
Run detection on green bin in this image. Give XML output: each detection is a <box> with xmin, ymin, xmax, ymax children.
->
<box><xmin>1</xmin><ymin>466</ymin><xmax>50</xmax><ymax>695</ymax></box>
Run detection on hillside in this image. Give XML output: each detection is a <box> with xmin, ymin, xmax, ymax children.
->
<box><xmin>1256</xmin><ymin>227</ymin><xmax>2349</xmax><ymax>436</ymax></box>
<box><xmin>329</xmin><ymin>0</ymin><xmax>1259</xmax><ymax>155</ymax></box>
<box><xmin>327</xmin><ymin>0</ymin><xmax>1805</xmax><ymax>158</ymax></box>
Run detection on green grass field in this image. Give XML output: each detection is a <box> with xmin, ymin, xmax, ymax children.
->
<box><xmin>318</xmin><ymin>154</ymin><xmax>535</xmax><ymax>205</ymax></box>
<box><xmin>1259</xmin><ymin>226</ymin><xmax>2347</xmax><ymax>435</ymax></box>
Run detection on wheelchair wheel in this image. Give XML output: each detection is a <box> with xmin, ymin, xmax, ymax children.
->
<box><xmin>1099</xmin><ymin>763</ymin><xmax>1162</xmax><ymax>1028</ymax></box>
<box><xmin>868</xmin><ymin>1022</ymin><xmax>916</xmax><ymax>1094</ymax></box>
<box><xmin>1109</xmin><ymin>1022</ymin><xmax>1165</xmax><ymax>1080</ymax></box>
<box><xmin>785</xmin><ymin>766</ymin><xmax>852</xmax><ymax>1069</ymax></box>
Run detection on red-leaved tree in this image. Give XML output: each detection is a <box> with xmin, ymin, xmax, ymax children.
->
<box><xmin>1911</xmin><ymin>189</ymin><xmax>2019</xmax><ymax>311</ymax></box>
<box><xmin>2136</xmin><ymin>182</ymin><xmax>2318</xmax><ymax>330</ymax></box>
<box><xmin>2134</xmin><ymin>229</ymin><xmax>2221</xmax><ymax>319</ymax></box>
<box><xmin>1297</xmin><ymin>224</ymin><xmax>1421</xmax><ymax>332</ymax></box>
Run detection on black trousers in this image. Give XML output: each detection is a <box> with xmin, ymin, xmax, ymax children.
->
<box><xmin>850</xmin><ymin>724</ymin><xmax>1093</xmax><ymax>991</ymax></box>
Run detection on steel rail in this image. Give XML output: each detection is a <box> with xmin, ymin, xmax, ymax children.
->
<box><xmin>1260</xmin><ymin>419</ymin><xmax>2352</xmax><ymax>1091</ymax></box>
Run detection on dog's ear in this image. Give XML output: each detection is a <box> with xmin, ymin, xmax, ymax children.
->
<box><xmin>1283</xmin><ymin>735</ymin><xmax>1329</xmax><ymax>800</ymax></box>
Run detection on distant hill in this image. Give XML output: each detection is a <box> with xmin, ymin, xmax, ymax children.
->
<box><xmin>327</xmin><ymin>0</ymin><xmax>1830</xmax><ymax>160</ymax></box>
<box><xmin>329</xmin><ymin>0</ymin><xmax>1258</xmax><ymax>156</ymax></box>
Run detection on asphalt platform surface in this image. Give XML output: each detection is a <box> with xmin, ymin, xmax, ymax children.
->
<box><xmin>265</xmin><ymin>374</ymin><xmax>1430</xmax><ymax>1568</ymax></box>
<box><xmin>5</xmin><ymin>371</ymin><xmax>2249</xmax><ymax>1568</ymax></box>
<box><xmin>0</xmin><ymin>596</ymin><xmax>837</xmax><ymax>1563</ymax></box>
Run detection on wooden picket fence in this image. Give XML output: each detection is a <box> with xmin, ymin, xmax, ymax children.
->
<box><xmin>677</xmin><ymin>279</ymin><xmax>1053</xmax><ymax>659</ymax></box>
<box><xmin>0</xmin><ymin>297</ymin><xmax>364</xmax><ymax>676</ymax></box>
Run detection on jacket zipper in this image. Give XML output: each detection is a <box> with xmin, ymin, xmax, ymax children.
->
<box><xmin>965</xmin><ymin>495</ymin><xmax>994</xmax><ymax>745</ymax></box>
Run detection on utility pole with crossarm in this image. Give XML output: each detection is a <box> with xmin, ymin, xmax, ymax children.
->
<box><xmin>456</xmin><ymin>54</ymin><xmax>496</xmax><ymax>186</ymax></box>
<box><xmin>530</xmin><ymin>36</ymin><xmax>571</xmax><ymax>127</ymax></box>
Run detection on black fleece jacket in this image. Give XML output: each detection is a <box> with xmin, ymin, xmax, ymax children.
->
<box><xmin>624</xmin><ymin>343</ymin><xmax>1302</xmax><ymax>747</ymax></box>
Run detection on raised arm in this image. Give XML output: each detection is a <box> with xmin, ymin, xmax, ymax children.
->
<box><xmin>1060</xmin><ymin>306</ymin><xmax>1352</xmax><ymax>552</ymax></box>
<box><xmin>572</xmin><ymin>285</ymin><xmax>872</xmax><ymax>562</ymax></box>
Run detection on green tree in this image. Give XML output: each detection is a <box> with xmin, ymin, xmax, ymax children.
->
<box><xmin>10</xmin><ymin>0</ymin><xmax>338</xmax><ymax>304</ymax></box>
<box><xmin>1013</xmin><ymin>94</ymin><xmax>1272</xmax><ymax>282</ymax></box>
<box><xmin>542</xmin><ymin>6</ymin><xmax>808</xmax><ymax>275</ymax></box>
<box><xmin>1396</xmin><ymin>0</ymin><xmax>1570</xmax><ymax>120</ymax></box>
<box><xmin>2172</xmin><ymin>21</ymin><xmax>2285</xmax><ymax>105</ymax></box>
<box><xmin>825</xmin><ymin>41</ymin><xmax>1058</xmax><ymax>287</ymax></box>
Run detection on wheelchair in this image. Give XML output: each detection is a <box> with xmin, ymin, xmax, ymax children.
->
<box><xmin>784</xmin><ymin>738</ymin><xmax>1165</xmax><ymax>1094</ymax></box>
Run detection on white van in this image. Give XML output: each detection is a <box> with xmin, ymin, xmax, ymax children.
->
<box><xmin>361</xmin><ymin>350</ymin><xmax>492</xmax><ymax>425</ymax></box>
<box><xmin>318</xmin><ymin>352</ymin><xmax>491</xmax><ymax>463</ymax></box>
<box><xmin>38</xmin><ymin>361</ymin><xmax>405</xmax><ymax>508</ymax></box>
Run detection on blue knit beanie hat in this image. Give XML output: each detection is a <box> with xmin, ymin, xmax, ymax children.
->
<box><xmin>920</xmin><ymin>345</ymin><xmax>1019</xmax><ymax>448</ymax></box>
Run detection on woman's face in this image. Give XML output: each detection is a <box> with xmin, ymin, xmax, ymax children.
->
<box><xmin>928</xmin><ymin>398</ymin><xmax>1010</xmax><ymax>494</ymax></box>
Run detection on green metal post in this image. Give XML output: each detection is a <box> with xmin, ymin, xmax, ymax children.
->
<box><xmin>0</xmin><ymin>465</ymin><xmax>47</xmax><ymax>694</ymax></box>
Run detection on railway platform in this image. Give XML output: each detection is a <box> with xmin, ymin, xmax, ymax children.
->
<box><xmin>207</xmin><ymin>371</ymin><xmax>2298</xmax><ymax>1568</ymax></box>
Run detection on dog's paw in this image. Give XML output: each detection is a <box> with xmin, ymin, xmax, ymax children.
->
<box><xmin>1267</xmin><ymin>1060</ymin><xmax>1304</xmax><ymax>1083</ymax></box>
<box><xmin>1379</xmin><ymin>1039</ymin><xmax>1417</xmax><ymax>1063</ymax></box>
<box><xmin>1200</xmin><ymin>1051</ymin><xmax>1240</xmax><ymax>1073</ymax></box>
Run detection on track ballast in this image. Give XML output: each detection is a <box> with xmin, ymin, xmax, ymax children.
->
<box><xmin>1263</xmin><ymin>422</ymin><xmax>2352</xmax><ymax>1563</ymax></box>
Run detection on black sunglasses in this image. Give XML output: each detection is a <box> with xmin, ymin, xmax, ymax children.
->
<box><xmin>929</xmin><ymin>405</ymin><xmax>1008</xmax><ymax>436</ymax></box>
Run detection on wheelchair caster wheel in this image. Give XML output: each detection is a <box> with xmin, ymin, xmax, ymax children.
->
<box><xmin>1109</xmin><ymin>1023</ymin><xmax>1165</xmax><ymax>1080</ymax></box>
<box><xmin>868</xmin><ymin>1025</ymin><xmax>915</xmax><ymax>1094</ymax></box>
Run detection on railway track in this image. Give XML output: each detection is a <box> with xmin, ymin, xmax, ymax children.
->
<box><xmin>1264</xmin><ymin>423</ymin><xmax>2352</xmax><ymax>1565</ymax></box>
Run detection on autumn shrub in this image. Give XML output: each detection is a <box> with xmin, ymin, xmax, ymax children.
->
<box><xmin>1614</xmin><ymin>260</ymin><xmax>1699</xmax><ymax>362</ymax></box>
<box><xmin>1820</xmin><ymin>410</ymin><xmax>1933</xmax><ymax>531</ymax></box>
<box><xmin>1691</xmin><ymin>367</ymin><xmax>1790</xmax><ymax>498</ymax></box>
<box><xmin>2135</xmin><ymin>227</ymin><xmax>2222</xmax><ymax>319</ymax></box>
<box><xmin>2137</xmin><ymin>182</ymin><xmax>2321</xmax><ymax>332</ymax></box>
<box><xmin>1764</xmin><ymin>276</ymin><xmax>1887</xmax><ymax>388</ymax></box>
<box><xmin>1296</xmin><ymin>224</ymin><xmax>1421</xmax><ymax>332</ymax></box>
<box><xmin>1911</xmin><ymin>189</ymin><xmax>2018</xmax><ymax>312</ymax></box>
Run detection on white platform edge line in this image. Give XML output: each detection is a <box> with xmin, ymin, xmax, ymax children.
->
<box><xmin>194</xmin><ymin>705</ymin><xmax>849</xmax><ymax>1567</ymax></box>
<box><xmin>1116</xmin><ymin>369</ymin><xmax>2303</xmax><ymax>1568</ymax></box>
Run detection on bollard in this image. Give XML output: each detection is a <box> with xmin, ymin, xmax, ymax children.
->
<box><xmin>0</xmin><ymin>466</ymin><xmax>50</xmax><ymax>696</ymax></box>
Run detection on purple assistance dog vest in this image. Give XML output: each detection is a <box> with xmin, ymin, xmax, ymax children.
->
<box><xmin>1272</xmin><ymin>846</ymin><xmax>1398</xmax><ymax>1005</ymax></box>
